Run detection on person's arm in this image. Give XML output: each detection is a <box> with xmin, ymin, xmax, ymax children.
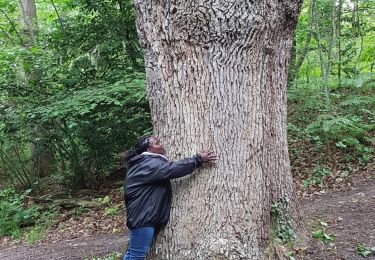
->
<box><xmin>147</xmin><ymin>155</ymin><xmax>202</xmax><ymax>182</ymax></box>
<box><xmin>146</xmin><ymin>150</ymin><xmax>217</xmax><ymax>183</ymax></box>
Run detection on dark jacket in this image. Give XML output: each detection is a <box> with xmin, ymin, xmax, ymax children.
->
<box><xmin>124</xmin><ymin>153</ymin><xmax>202</xmax><ymax>230</ymax></box>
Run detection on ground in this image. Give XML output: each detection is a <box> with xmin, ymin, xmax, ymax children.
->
<box><xmin>299</xmin><ymin>175</ymin><xmax>375</xmax><ymax>260</ymax></box>
<box><xmin>0</xmin><ymin>175</ymin><xmax>374</xmax><ymax>259</ymax></box>
<box><xmin>0</xmin><ymin>233</ymin><xmax>127</xmax><ymax>260</ymax></box>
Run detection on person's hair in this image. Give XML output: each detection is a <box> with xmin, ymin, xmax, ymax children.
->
<box><xmin>124</xmin><ymin>136</ymin><xmax>151</xmax><ymax>162</ymax></box>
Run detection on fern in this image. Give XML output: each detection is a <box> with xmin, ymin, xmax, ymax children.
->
<box><xmin>339</xmin><ymin>73</ymin><xmax>375</xmax><ymax>89</ymax></box>
<box><xmin>306</xmin><ymin>114</ymin><xmax>372</xmax><ymax>142</ymax></box>
<box><xmin>339</xmin><ymin>95</ymin><xmax>375</xmax><ymax>107</ymax></box>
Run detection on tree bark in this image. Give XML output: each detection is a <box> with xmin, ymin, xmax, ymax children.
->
<box><xmin>133</xmin><ymin>0</ymin><xmax>302</xmax><ymax>258</ymax></box>
<box><xmin>19</xmin><ymin>0</ymin><xmax>38</xmax><ymax>46</ymax></box>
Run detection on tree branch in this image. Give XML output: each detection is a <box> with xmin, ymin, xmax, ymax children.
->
<box><xmin>0</xmin><ymin>24</ymin><xmax>16</xmax><ymax>46</ymax></box>
<box><xmin>50</xmin><ymin>0</ymin><xmax>65</xmax><ymax>35</ymax></box>
<box><xmin>0</xmin><ymin>8</ymin><xmax>25</xmax><ymax>45</ymax></box>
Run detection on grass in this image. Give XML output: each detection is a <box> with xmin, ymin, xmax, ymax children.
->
<box><xmin>26</xmin><ymin>225</ymin><xmax>46</xmax><ymax>245</ymax></box>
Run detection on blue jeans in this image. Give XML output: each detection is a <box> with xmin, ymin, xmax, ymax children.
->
<box><xmin>124</xmin><ymin>226</ymin><xmax>155</xmax><ymax>260</ymax></box>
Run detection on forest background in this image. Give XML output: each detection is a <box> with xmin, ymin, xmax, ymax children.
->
<box><xmin>0</xmin><ymin>0</ymin><xmax>374</xmax><ymax>253</ymax></box>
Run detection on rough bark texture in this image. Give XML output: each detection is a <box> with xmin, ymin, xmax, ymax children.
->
<box><xmin>133</xmin><ymin>0</ymin><xmax>302</xmax><ymax>259</ymax></box>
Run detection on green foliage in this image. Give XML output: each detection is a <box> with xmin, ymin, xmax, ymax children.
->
<box><xmin>0</xmin><ymin>187</ymin><xmax>56</xmax><ymax>240</ymax></box>
<box><xmin>26</xmin><ymin>225</ymin><xmax>46</xmax><ymax>245</ymax></box>
<box><xmin>306</xmin><ymin>114</ymin><xmax>369</xmax><ymax>141</ymax></box>
<box><xmin>270</xmin><ymin>196</ymin><xmax>295</xmax><ymax>244</ymax></box>
<box><xmin>294</xmin><ymin>0</ymin><xmax>374</xmax><ymax>81</ymax></box>
<box><xmin>287</xmin><ymin>251</ymin><xmax>296</xmax><ymax>260</ymax></box>
<box><xmin>311</xmin><ymin>229</ymin><xmax>335</xmax><ymax>242</ymax></box>
<box><xmin>1</xmin><ymin>0</ymin><xmax>374</xmax><ymax>193</ymax></box>
<box><xmin>95</xmin><ymin>195</ymin><xmax>110</xmax><ymax>206</ymax></box>
<box><xmin>303</xmin><ymin>165</ymin><xmax>332</xmax><ymax>189</ymax></box>
<box><xmin>356</xmin><ymin>244</ymin><xmax>374</xmax><ymax>258</ymax></box>
<box><xmin>104</xmin><ymin>205</ymin><xmax>121</xmax><ymax>216</ymax></box>
<box><xmin>311</xmin><ymin>221</ymin><xmax>335</xmax><ymax>243</ymax></box>
<box><xmin>0</xmin><ymin>0</ymin><xmax>151</xmax><ymax>189</ymax></box>
<box><xmin>288</xmin><ymin>74</ymin><xmax>375</xmax><ymax>165</ymax></box>
<box><xmin>0</xmin><ymin>188</ymin><xmax>40</xmax><ymax>237</ymax></box>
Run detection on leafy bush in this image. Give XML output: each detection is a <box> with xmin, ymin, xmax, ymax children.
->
<box><xmin>0</xmin><ymin>0</ymin><xmax>151</xmax><ymax>189</ymax></box>
<box><xmin>0</xmin><ymin>188</ymin><xmax>40</xmax><ymax>237</ymax></box>
<box><xmin>288</xmin><ymin>74</ymin><xmax>375</xmax><ymax>164</ymax></box>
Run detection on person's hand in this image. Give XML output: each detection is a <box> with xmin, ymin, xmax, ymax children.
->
<box><xmin>199</xmin><ymin>150</ymin><xmax>218</xmax><ymax>163</ymax></box>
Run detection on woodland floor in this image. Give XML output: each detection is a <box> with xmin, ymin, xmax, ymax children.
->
<box><xmin>0</xmin><ymin>173</ymin><xmax>374</xmax><ymax>260</ymax></box>
<box><xmin>298</xmin><ymin>174</ymin><xmax>375</xmax><ymax>260</ymax></box>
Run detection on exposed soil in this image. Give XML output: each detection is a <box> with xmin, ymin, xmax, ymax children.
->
<box><xmin>299</xmin><ymin>175</ymin><xmax>375</xmax><ymax>260</ymax></box>
<box><xmin>0</xmin><ymin>188</ymin><xmax>128</xmax><ymax>260</ymax></box>
<box><xmin>0</xmin><ymin>233</ymin><xmax>127</xmax><ymax>260</ymax></box>
<box><xmin>0</xmin><ymin>174</ymin><xmax>374</xmax><ymax>259</ymax></box>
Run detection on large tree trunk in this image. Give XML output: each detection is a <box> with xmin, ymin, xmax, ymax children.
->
<box><xmin>133</xmin><ymin>1</ymin><xmax>302</xmax><ymax>259</ymax></box>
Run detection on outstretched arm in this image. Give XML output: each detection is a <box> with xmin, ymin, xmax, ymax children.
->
<box><xmin>148</xmin><ymin>150</ymin><xmax>218</xmax><ymax>182</ymax></box>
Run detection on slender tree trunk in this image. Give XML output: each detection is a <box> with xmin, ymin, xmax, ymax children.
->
<box><xmin>288</xmin><ymin>35</ymin><xmax>297</xmax><ymax>87</ymax></box>
<box><xmin>306</xmin><ymin>54</ymin><xmax>310</xmax><ymax>83</ymax></box>
<box><xmin>337</xmin><ymin>0</ymin><xmax>343</xmax><ymax>86</ymax></box>
<box><xmin>19</xmin><ymin>0</ymin><xmax>38</xmax><ymax>46</ymax></box>
<box><xmin>314</xmin><ymin>12</ymin><xmax>325</xmax><ymax>81</ymax></box>
<box><xmin>133</xmin><ymin>0</ymin><xmax>302</xmax><ymax>259</ymax></box>
<box><xmin>118</xmin><ymin>0</ymin><xmax>141</xmax><ymax>69</ymax></box>
<box><xmin>313</xmin><ymin>10</ymin><xmax>330</xmax><ymax>108</ymax></box>
<box><xmin>322</xmin><ymin>0</ymin><xmax>336</xmax><ymax>108</ymax></box>
<box><xmin>350</xmin><ymin>0</ymin><xmax>359</xmax><ymax>74</ymax></box>
<box><xmin>19</xmin><ymin>0</ymin><xmax>52</xmax><ymax>178</ymax></box>
<box><xmin>288</xmin><ymin>0</ymin><xmax>314</xmax><ymax>87</ymax></box>
<box><xmin>353</xmin><ymin>0</ymin><xmax>362</xmax><ymax>75</ymax></box>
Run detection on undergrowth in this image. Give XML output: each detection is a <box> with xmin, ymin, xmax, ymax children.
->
<box><xmin>288</xmin><ymin>74</ymin><xmax>374</xmax><ymax>190</ymax></box>
<box><xmin>0</xmin><ymin>188</ymin><xmax>56</xmax><ymax>240</ymax></box>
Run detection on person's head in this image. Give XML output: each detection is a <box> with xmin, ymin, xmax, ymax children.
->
<box><xmin>147</xmin><ymin>136</ymin><xmax>165</xmax><ymax>155</ymax></box>
<box><xmin>125</xmin><ymin>136</ymin><xmax>165</xmax><ymax>162</ymax></box>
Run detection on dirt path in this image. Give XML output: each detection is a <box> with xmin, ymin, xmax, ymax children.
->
<box><xmin>1</xmin><ymin>176</ymin><xmax>374</xmax><ymax>260</ymax></box>
<box><xmin>0</xmin><ymin>233</ymin><xmax>127</xmax><ymax>260</ymax></box>
<box><xmin>300</xmin><ymin>176</ymin><xmax>375</xmax><ymax>260</ymax></box>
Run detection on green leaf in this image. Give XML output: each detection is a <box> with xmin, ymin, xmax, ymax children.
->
<box><xmin>323</xmin><ymin>233</ymin><xmax>334</xmax><ymax>241</ymax></box>
<box><xmin>357</xmin><ymin>244</ymin><xmax>374</xmax><ymax>257</ymax></box>
<box><xmin>312</xmin><ymin>229</ymin><xmax>323</xmax><ymax>239</ymax></box>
